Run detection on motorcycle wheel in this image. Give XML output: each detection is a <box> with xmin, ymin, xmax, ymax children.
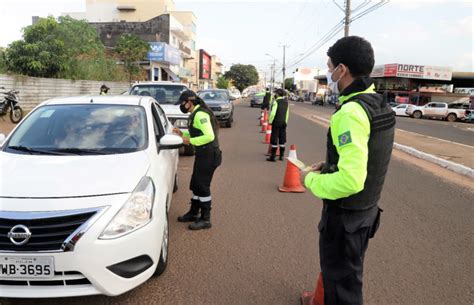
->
<box><xmin>10</xmin><ymin>106</ymin><xmax>23</xmax><ymax>123</ymax></box>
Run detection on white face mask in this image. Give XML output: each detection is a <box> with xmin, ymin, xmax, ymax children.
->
<box><xmin>326</xmin><ymin>65</ymin><xmax>341</xmax><ymax>95</ymax></box>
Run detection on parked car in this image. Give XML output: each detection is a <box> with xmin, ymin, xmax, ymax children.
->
<box><xmin>392</xmin><ymin>104</ymin><xmax>409</xmax><ymax>116</ymax></box>
<box><xmin>406</xmin><ymin>102</ymin><xmax>468</xmax><ymax>122</ymax></box>
<box><xmin>127</xmin><ymin>81</ymin><xmax>194</xmax><ymax>155</ymax></box>
<box><xmin>250</xmin><ymin>92</ymin><xmax>265</xmax><ymax>108</ymax></box>
<box><xmin>198</xmin><ymin>89</ymin><xmax>234</xmax><ymax>128</ymax></box>
<box><xmin>229</xmin><ymin>89</ymin><xmax>241</xmax><ymax>100</ymax></box>
<box><xmin>0</xmin><ymin>95</ymin><xmax>183</xmax><ymax>297</ymax></box>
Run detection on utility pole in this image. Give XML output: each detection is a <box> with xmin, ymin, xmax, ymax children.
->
<box><xmin>344</xmin><ymin>0</ymin><xmax>351</xmax><ymax>37</ymax></box>
<box><xmin>281</xmin><ymin>45</ymin><xmax>289</xmax><ymax>89</ymax></box>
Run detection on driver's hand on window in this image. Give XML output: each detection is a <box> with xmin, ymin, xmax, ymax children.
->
<box><xmin>173</xmin><ymin>128</ymin><xmax>183</xmax><ymax>136</ymax></box>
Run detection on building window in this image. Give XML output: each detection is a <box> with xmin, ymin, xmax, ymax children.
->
<box><xmin>191</xmin><ymin>40</ymin><xmax>196</xmax><ymax>51</ymax></box>
<box><xmin>191</xmin><ymin>22</ymin><xmax>196</xmax><ymax>34</ymax></box>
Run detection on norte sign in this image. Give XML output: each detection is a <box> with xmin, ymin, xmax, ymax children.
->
<box><xmin>371</xmin><ymin>63</ymin><xmax>452</xmax><ymax>81</ymax></box>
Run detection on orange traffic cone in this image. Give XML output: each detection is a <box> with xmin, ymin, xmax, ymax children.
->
<box><xmin>278</xmin><ymin>144</ymin><xmax>305</xmax><ymax>193</ymax></box>
<box><xmin>265</xmin><ymin>143</ymin><xmax>280</xmax><ymax>156</ymax></box>
<box><xmin>260</xmin><ymin>110</ymin><xmax>268</xmax><ymax>133</ymax></box>
<box><xmin>301</xmin><ymin>272</ymin><xmax>325</xmax><ymax>305</ymax></box>
<box><xmin>259</xmin><ymin>110</ymin><xmax>264</xmax><ymax>126</ymax></box>
<box><xmin>263</xmin><ymin>124</ymin><xmax>272</xmax><ymax>144</ymax></box>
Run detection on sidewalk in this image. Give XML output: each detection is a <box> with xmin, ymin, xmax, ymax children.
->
<box><xmin>290</xmin><ymin>104</ymin><xmax>474</xmax><ymax>173</ymax></box>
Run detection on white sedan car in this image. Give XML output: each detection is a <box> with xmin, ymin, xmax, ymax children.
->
<box><xmin>0</xmin><ymin>95</ymin><xmax>182</xmax><ymax>297</ymax></box>
<box><xmin>392</xmin><ymin>103</ymin><xmax>409</xmax><ymax>116</ymax></box>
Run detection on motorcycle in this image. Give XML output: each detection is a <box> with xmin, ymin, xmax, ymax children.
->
<box><xmin>0</xmin><ymin>86</ymin><xmax>23</xmax><ymax>123</ymax></box>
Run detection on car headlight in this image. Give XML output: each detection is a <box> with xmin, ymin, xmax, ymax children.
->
<box><xmin>99</xmin><ymin>177</ymin><xmax>155</xmax><ymax>239</ymax></box>
<box><xmin>220</xmin><ymin>104</ymin><xmax>231</xmax><ymax>110</ymax></box>
<box><xmin>174</xmin><ymin>119</ymin><xmax>188</xmax><ymax>128</ymax></box>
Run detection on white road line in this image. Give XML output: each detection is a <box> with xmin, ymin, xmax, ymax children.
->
<box><xmin>396</xmin><ymin>128</ymin><xmax>474</xmax><ymax>149</ymax></box>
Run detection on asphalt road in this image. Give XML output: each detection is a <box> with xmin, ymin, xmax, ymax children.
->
<box><xmin>2</xmin><ymin>101</ymin><xmax>473</xmax><ymax>305</ymax></box>
<box><xmin>295</xmin><ymin>102</ymin><xmax>474</xmax><ymax>146</ymax></box>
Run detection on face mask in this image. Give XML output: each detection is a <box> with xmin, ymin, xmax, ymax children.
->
<box><xmin>326</xmin><ymin>65</ymin><xmax>341</xmax><ymax>95</ymax></box>
<box><xmin>179</xmin><ymin>102</ymin><xmax>188</xmax><ymax>113</ymax></box>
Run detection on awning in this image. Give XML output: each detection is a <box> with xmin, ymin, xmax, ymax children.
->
<box><xmin>162</xmin><ymin>67</ymin><xmax>180</xmax><ymax>82</ymax></box>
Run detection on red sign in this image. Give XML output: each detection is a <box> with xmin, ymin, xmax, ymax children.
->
<box><xmin>384</xmin><ymin>64</ymin><xmax>397</xmax><ymax>77</ymax></box>
<box><xmin>199</xmin><ymin>49</ymin><xmax>212</xmax><ymax>79</ymax></box>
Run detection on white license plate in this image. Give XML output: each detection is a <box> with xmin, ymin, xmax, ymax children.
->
<box><xmin>0</xmin><ymin>256</ymin><xmax>54</xmax><ymax>279</ymax></box>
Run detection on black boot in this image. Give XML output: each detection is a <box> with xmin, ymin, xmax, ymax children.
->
<box><xmin>266</xmin><ymin>147</ymin><xmax>277</xmax><ymax>162</ymax></box>
<box><xmin>279</xmin><ymin>147</ymin><xmax>285</xmax><ymax>161</ymax></box>
<box><xmin>178</xmin><ymin>199</ymin><xmax>200</xmax><ymax>222</ymax></box>
<box><xmin>189</xmin><ymin>204</ymin><xmax>212</xmax><ymax>230</ymax></box>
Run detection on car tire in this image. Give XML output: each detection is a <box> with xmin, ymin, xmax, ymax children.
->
<box><xmin>447</xmin><ymin>113</ymin><xmax>457</xmax><ymax>122</ymax></box>
<box><xmin>183</xmin><ymin>144</ymin><xmax>195</xmax><ymax>156</ymax></box>
<box><xmin>413</xmin><ymin>111</ymin><xmax>422</xmax><ymax>119</ymax></box>
<box><xmin>173</xmin><ymin>174</ymin><xmax>178</xmax><ymax>193</ymax></box>
<box><xmin>225</xmin><ymin>119</ymin><xmax>232</xmax><ymax>128</ymax></box>
<box><xmin>154</xmin><ymin>211</ymin><xmax>169</xmax><ymax>277</ymax></box>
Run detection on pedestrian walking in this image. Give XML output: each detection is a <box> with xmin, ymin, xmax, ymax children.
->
<box><xmin>174</xmin><ymin>90</ymin><xmax>222</xmax><ymax>230</ymax></box>
<box><xmin>266</xmin><ymin>88</ymin><xmax>289</xmax><ymax>162</ymax></box>
<box><xmin>100</xmin><ymin>84</ymin><xmax>109</xmax><ymax>95</ymax></box>
<box><xmin>301</xmin><ymin>36</ymin><xmax>395</xmax><ymax>305</ymax></box>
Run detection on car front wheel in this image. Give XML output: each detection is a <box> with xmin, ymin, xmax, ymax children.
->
<box><xmin>154</xmin><ymin>211</ymin><xmax>169</xmax><ymax>277</ymax></box>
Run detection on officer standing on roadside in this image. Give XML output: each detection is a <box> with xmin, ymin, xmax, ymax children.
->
<box><xmin>267</xmin><ymin>88</ymin><xmax>289</xmax><ymax>162</ymax></box>
<box><xmin>301</xmin><ymin>36</ymin><xmax>395</xmax><ymax>305</ymax></box>
<box><xmin>100</xmin><ymin>84</ymin><xmax>109</xmax><ymax>95</ymax></box>
<box><xmin>174</xmin><ymin>90</ymin><xmax>222</xmax><ymax>230</ymax></box>
<box><xmin>261</xmin><ymin>87</ymin><xmax>272</xmax><ymax>111</ymax></box>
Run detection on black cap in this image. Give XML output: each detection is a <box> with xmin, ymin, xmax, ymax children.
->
<box><xmin>275</xmin><ymin>88</ymin><xmax>286</xmax><ymax>96</ymax></box>
<box><xmin>178</xmin><ymin>90</ymin><xmax>199</xmax><ymax>104</ymax></box>
<box><xmin>101</xmin><ymin>84</ymin><xmax>109</xmax><ymax>90</ymax></box>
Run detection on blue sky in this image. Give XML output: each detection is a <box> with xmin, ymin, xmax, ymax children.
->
<box><xmin>1</xmin><ymin>0</ymin><xmax>472</xmax><ymax>79</ymax></box>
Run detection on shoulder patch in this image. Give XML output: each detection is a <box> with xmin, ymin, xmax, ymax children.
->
<box><xmin>200</xmin><ymin>118</ymin><xmax>208</xmax><ymax>124</ymax></box>
<box><xmin>338</xmin><ymin>131</ymin><xmax>352</xmax><ymax>146</ymax></box>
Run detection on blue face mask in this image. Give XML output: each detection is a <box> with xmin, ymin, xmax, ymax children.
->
<box><xmin>326</xmin><ymin>65</ymin><xmax>341</xmax><ymax>95</ymax></box>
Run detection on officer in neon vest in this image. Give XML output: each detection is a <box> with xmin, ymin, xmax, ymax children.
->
<box><xmin>174</xmin><ymin>90</ymin><xmax>222</xmax><ymax>230</ymax></box>
<box><xmin>302</xmin><ymin>36</ymin><xmax>395</xmax><ymax>305</ymax></box>
<box><xmin>267</xmin><ymin>88</ymin><xmax>289</xmax><ymax>162</ymax></box>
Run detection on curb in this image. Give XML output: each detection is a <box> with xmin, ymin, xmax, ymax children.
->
<box><xmin>310</xmin><ymin>114</ymin><xmax>474</xmax><ymax>178</ymax></box>
<box><xmin>393</xmin><ymin>143</ymin><xmax>474</xmax><ymax>178</ymax></box>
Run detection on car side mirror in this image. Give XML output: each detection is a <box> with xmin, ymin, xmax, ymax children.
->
<box><xmin>0</xmin><ymin>134</ymin><xmax>6</xmax><ymax>148</ymax></box>
<box><xmin>159</xmin><ymin>134</ymin><xmax>183</xmax><ymax>150</ymax></box>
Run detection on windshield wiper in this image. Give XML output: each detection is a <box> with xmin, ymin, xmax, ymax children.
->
<box><xmin>7</xmin><ymin>146</ymin><xmax>67</xmax><ymax>155</ymax></box>
<box><xmin>49</xmin><ymin>148</ymin><xmax>110</xmax><ymax>155</ymax></box>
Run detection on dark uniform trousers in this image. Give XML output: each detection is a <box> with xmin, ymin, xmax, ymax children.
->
<box><xmin>190</xmin><ymin>146</ymin><xmax>222</xmax><ymax>205</ymax></box>
<box><xmin>319</xmin><ymin>204</ymin><xmax>382</xmax><ymax>305</ymax></box>
<box><xmin>270</xmin><ymin>123</ymin><xmax>287</xmax><ymax>147</ymax></box>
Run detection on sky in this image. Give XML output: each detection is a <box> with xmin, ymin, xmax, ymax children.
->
<box><xmin>0</xmin><ymin>0</ymin><xmax>472</xmax><ymax>80</ymax></box>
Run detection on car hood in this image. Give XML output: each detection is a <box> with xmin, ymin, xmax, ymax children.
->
<box><xmin>0</xmin><ymin>151</ymin><xmax>150</xmax><ymax>198</ymax></box>
<box><xmin>160</xmin><ymin>104</ymin><xmax>189</xmax><ymax>117</ymax></box>
<box><xmin>202</xmin><ymin>100</ymin><xmax>229</xmax><ymax>105</ymax></box>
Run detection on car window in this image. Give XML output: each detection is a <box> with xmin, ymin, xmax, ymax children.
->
<box><xmin>154</xmin><ymin>103</ymin><xmax>169</xmax><ymax>131</ymax></box>
<box><xmin>198</xmin><ymin>91</ymin><xmax>229</xmax><ymax>100</ymax></box>
<box><xmin>151</xmin><ymin>104</ymin><xmax>165</xmax><ymax>140</ymax></box>
<box><xmin>130</xmin><ymin>85</ymin><xmax>188</xmax><ymax>104</ymax></box>
<box><xmin>4</xmin><ymin>104</ymin><xmax>148</xmax><ymax>155</ymax></box>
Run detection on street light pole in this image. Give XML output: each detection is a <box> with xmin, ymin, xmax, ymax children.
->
<box><xmin>280</xmin><ymin>44</ymin><xmax>289</xmax><ymax>89</ymax></box>
<box><xmin>344</xmin><ymin>0</ymin><xmax>351</xmax><ymax>37</ymax></box>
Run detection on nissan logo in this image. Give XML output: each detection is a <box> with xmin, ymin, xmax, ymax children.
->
<box><xmin>7</xmin><ymin>224</ymin><xmax>32</xmax><ymax>246</ymax></box>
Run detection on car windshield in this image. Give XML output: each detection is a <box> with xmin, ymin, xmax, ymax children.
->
<box><xmin>198</xmin><ymin>91</ymin><xmax>228</xmax><ymax>101</ymax></box>
<box><xmin>130</xmin><ymin>84</ymin><xmax>187</xmax><ymax>104</ymax></box>
<box><xmin>4</xmin><ymin>104</ymin><xmax>148</xmax><ymax>155</ymax></box>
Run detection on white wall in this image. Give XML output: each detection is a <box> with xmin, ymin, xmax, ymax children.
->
<box><xmin>0</xmin><ymin>74</ymin><xmax>130</xmax><ymax>111</ymax></box>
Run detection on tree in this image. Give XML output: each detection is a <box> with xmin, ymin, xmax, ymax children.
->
<box><xmin>0</xmin><ymin>48</ymin><xmax>6</xmax><ymax>74</ymax></box>
<box><xmin>224</xmin><ymin>64</ymin><xmax>259</xmax><ymax>92</ymax></box>
<box><xmin>115</xmin><ymin>34</ymin><xmax>149</xmax><ymax>83</ymax></box>
<box><xmin>284</xmin><ymin>78</ymin><xmax>294</xmax><ymax>91</ymax></box>
<box><xmin>5</xmin><ymin>17</ymin><xmax>67</xmax><ymax>77</ymax></box>
<box><xmin>216</xmin><ymin>76</ymin><xmax>229</xmax><ymax>89</ymax></box>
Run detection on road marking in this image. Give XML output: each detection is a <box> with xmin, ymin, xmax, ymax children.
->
<box><xmin>396</xmin><ymin>129</ymin><xmax>474</xmax><ymax>149</ymax></box>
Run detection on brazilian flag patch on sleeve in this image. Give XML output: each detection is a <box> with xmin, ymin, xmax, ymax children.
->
<box><xmin>200</xmin><ymin>118</ymin><xmax>208</xmax><ymax>124</ymax></box>
<box><xmin>338</xmin><ymin>131</ymin><xmax>352</xmax><ymax>146</ymax></box>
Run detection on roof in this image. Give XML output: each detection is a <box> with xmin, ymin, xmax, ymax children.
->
<box><xmin>131</xmin><ymin>81</ymin><xmax>189</xmax><ymax>87</ymax></box>
<box><xmin>43</xmin><ymin>95</ymin><xmax>153</xmax><ymax>106</ymax></box>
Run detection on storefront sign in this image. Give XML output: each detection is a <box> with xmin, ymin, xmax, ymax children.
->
<box><xmin>147</xmin><ymin>42</ymin><xmax>181</xmax><ymax>66</ymax></box>
<box><xmin>199</xmin><ymin>49</ymin><xmax>212</xmax><ymax>79</ymax></box>
<box><xmin>371</xmin><ymin>63</ymin><xmax>452</xmax><ymax>81</ymax></box>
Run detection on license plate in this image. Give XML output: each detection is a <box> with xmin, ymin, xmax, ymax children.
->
<box><xmin>0</xmin><ymin>256</ymin><xmax>54</xmax><ymax>279</ymax></box>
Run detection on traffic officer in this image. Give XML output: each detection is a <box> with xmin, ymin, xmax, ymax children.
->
<box><xmin>261</xmin><ymin>87</ymin><xmax>271</xmax><ymax>111</ymax></box>
<box><xmin>100</xmin><ymin>84</ymin><xmax>109</xmax><ymax>95</ymax></box>
<box><xmin>266</xmin><ymin>88</ymin><xmax>289</xmax><ymax>162</ymax></box>
<box><xmin>302</xmin><ymin>36</ymin><xmax>395</xmax><ymax>305</ymax></box>
<box><xmin>174</xmin><ymin>90</ymin><xmax>222</xmax><ymax>230</ymax></box>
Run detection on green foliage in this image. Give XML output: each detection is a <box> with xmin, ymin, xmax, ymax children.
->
<box><xmin>284</xmin><ymin>78</ymin><xmax>294</xmax><ymax>91</ymax></box>
<box><xmin>4</xmin><ymin>16</ymin><xmax>126</xmax><ymax>81</ymax></box>
<box><xmin>5</xmin><ymin>17</ymin><xmax>67</xmax><ymax>77</ymax></box>
<box><xmin>216</xmin><ymin>76</ymin><xmax>230</xmax><ymax>89</ymax></box>
<box><xmin>0</xmin><ymin>48</ymin><xmax>6</xmax><ymax>73</ymax></box>
<box><xmin>116</xmin><ymin>34</ymin><xmax>149</xmax><ymax>82</ymax></box>
<box><xmin>224</xmin><ymin>64</ymin><xmax>259</xmax><ymax>92</ymax></box>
